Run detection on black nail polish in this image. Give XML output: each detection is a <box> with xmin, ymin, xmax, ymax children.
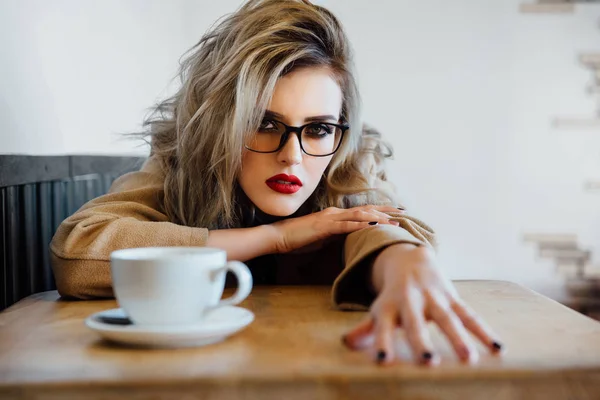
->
<box><xmin>422</xmin><ymin>351</ymin><xmax>433</xmax><ymax>361</ymax></box>
<box><xmin>376</xmin><ymin>350</ymin><xmax>386</xmax><ymax>363</ymax></box>
<box><xmin>492</xmin><ymin>341</ymin><xmax>503</xmax><ymax>351</ymax></box>
<box><xmin>368</xmin><ymin>221</ymin><xmax>378</xmax><ymax>225</ymax></box>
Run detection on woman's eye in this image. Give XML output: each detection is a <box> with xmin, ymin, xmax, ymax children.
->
<box><xmin>306</xmin><ymin>124</ymin><xmax>330</xmax><ymax>136</ymax></box>
<box><xmin>258</xmin><ymin>120</ymin><xmax>277</xmax><ymax>132</ymax></box>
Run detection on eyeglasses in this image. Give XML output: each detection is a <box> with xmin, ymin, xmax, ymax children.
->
<box><xmin>245</xmin><ymin>119</ymin><xmax>349</xmax><ymax>157</ymax></box>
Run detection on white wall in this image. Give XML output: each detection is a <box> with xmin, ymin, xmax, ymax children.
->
<box><xmin>1</xmin><ymin>0</ymin><xmax>598</xmax><ymax>298</ymax></box>
<box><xmin>0</xmin><ymin>0</ymin><xmax>195</xmax><ymax>155</ymax></box>
<box><xmin>329</xmin><ymin>0</ymin><xmax>600</xmax><ymax>299</ymax></box>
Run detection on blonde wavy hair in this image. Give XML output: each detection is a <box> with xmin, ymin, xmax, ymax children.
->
<box><xmin>141</xmin><ymin>0</ymin><xmax>398</xmax><ymax>229</ymax></box>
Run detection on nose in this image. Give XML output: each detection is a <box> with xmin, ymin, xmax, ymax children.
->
<box><xmin>276</xmin><ymin>133</ymin><xmax>303</xmax><ymax>165</ymax></box>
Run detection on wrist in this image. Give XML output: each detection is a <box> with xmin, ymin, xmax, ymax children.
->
<box><xmin>258</xmin><ymin>223</ymin><xmax>283</xmax><ymax>254</ymax></box>
<box><xmin>371</xmin><ymin>242</ymin><xmax>431</xmax><ymax>292</ymax></box>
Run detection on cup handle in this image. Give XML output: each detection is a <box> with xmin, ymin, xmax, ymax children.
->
<box><xmin>215</xmin><ymin>261</ymin><xmax>253</xmax><ymax>308</ymax></box>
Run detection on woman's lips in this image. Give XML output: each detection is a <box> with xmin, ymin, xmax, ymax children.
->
<box><xmin>266</xmin><ymin>174</ymin><xmax>303</xmax><ymax>194</ymax></box>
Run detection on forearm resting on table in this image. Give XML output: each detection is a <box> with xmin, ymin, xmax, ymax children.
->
<box><xmin>207</xmin><ymin>225</ymin><xmax>279</xmax><ymax>262</ymax></box>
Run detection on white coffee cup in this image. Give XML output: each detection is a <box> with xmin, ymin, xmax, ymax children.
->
<box><xmin>110</xmin><ymin>247</ymin><xmax>252</xmax><ymax>326</ymax></box>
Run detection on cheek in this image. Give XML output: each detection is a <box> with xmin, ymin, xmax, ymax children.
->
<box><xmin>305</xmin><ymin>157</ymin><xmax>332</xmax><ymax>182</ymax></box>
<box><xmin>240</xmin><ymin>151</ymin><xmax>261</xmax><ymax>180</ymax></box>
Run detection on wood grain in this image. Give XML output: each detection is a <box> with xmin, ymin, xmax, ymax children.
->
<box><xmin>1</xmin><ymin>281</ymin><xmax>600</xmax><ymax>399</ymax></box>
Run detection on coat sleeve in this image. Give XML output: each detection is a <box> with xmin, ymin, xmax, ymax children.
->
<box><xmin>50</xmin><ymin>157</ymin><xmax>208</xmax><ymax>299</ymax></box>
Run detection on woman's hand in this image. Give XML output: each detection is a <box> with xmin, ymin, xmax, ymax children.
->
<box><xmin>271</xmin><ymin>205</ymin><xmax>401</xmax><ymax>254</ymax></box>
<box><xmin>343</xmin><ymin>243</ymin><xmax>504</xmax><ymax>366</ymax></box>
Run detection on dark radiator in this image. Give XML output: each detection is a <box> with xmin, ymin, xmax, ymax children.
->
<box><xmin>0</xmin><ymin>156</ymin><xmax>145</xmax><ymax>311</ymax></box>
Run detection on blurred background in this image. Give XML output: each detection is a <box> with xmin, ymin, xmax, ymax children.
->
<box><xmin>1</xmin><ymin>0</ymin><xmax>599</xmax><ymax>313</ymax></box>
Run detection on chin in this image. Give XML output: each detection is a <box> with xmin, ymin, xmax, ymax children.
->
<box><xmin>255</xmin><ymin>201</ymin><xmax>300</xmax><ymax>217</ymax></box>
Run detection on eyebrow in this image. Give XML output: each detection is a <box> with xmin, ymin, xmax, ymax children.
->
<box><xmin>264</xmin><ymin>110</ymin><xmax>338</xmax><ymax>123</ymax></box>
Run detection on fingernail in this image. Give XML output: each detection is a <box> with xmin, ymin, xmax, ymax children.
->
<box><xmin>492</xmin><ymin>341</ymin><xmax>503</xmax><ymax>351</ymax></box>
<box><xmin>459</xmin><ymin>346</ymin><xmax>471</xmax><ymax>361</ymax></box>
<box><xmin>376</xmin><ymin>350</ymin><xmax>386</xmax><ymax>364</ymax></box>
<box><xmin>341</xmin><ymin>335</ymin><xmax>350</xmax><ymax>347</ymax></box>
<box><xmin>368</xmin><ymin>221</ymin><xmax>378</xmax><ymax>226</ymax></box>
<box><xmin>422</xmin><ymin>351</ymin><xmax>433</xmax><ymax>361</ymax></box>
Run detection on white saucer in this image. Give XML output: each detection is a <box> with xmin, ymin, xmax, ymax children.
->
<box><xmin>85</xmin><ymin>306</ymin><xmax>254</xmax><ymax>348</ymax></box>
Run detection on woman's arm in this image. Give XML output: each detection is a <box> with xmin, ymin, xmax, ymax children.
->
<box><xmin>52</xmin><ymin>156</ymin><xmax>397</xmax><ymax>298</ymax></box>
<box><xmin>208</xmin><ymin>204</ymin><xmax>402</xmax><ymax>261</ymax></box>
<box><xmin>50</xmin><ymin>165</ymin><xmax>209</xmax><ymax>299</ymax></box>
<box><xmin>206</xmin><ymin>225</ymin><xmax>279</xmax><ymax>261</ymax></box>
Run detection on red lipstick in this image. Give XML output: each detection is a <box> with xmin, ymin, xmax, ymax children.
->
<box><xmin>265</xmin><ymin>174</ymin><xmax>303</xmax><ymax>194</ymax></box>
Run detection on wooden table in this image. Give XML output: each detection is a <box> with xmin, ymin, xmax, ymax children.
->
<box><xmin>1</xmin><ymin>281</ymin><xmax>600</xmax><ymax>400</ymax></box>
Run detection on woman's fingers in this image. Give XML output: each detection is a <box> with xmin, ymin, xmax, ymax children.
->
<box><xmin>451</xmin><ymin>300</ymin><xmax>504</xmax><ymax>354</ymax></box>
<box><xmin>365</xmin><ymin>206</ymin><xmax>405</xmax><ymax>222</ymax></box>
<box><xmin>343</xmin><ymin>296</ymin><xmax>500</xmax><ymax>366</ymax></box>
<box><xmin>400</xmin><ymin>295</ymin><xmax>438</xmax><ymax>366</ymax></box>
<box><xmin>365</xmin><ymin>205</ymin><xmax>405</xmax><ymax>223</ymax></box>
<box><xmin>371</xmin><ymin>205</ymin><xmax>406</xmax><ymax>214</ymax></box>
<box><xmin>373</xmin><ymin>305</ymin><xmax>397</xmax><ymax>365</ymax></box>
<box><xmin>325</xmin><ymin>205</ymin><xmax>404</xmax><ymax>226</ymax></box>
<box><xmin>330</xmin><ymin>209</ymin><xmax>392</xmax><ymax>225</ymax></box>
<box><xmin>429</xmin><ymin>295</ymin><xmax>478</xmax><ymax>363</ymax></box>
<box><xmin>342</xmin><ymin>317</ymin><xmax>374</xmax><ymax>350</ymax></box>
<box><xmin>367</xmin><ymin>209</ymin><xmax>397</xmax><ymax>223</ymax></box>
<box><xmin>329</xmin><ymin>221</ymin><xmax>381</xmax><ymax>234</ymax></box>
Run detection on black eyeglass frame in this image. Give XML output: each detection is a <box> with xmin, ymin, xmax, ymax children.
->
<box><xmin>244</xmin><ymin>120</ymin><xmax>350</xmax><ymax>157</ymax></box>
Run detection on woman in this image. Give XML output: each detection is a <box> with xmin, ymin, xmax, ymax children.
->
<box><xmin>50</xmin><ymin>0</ymin><xmax>503</xmax><ymax>365</ymax></box>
